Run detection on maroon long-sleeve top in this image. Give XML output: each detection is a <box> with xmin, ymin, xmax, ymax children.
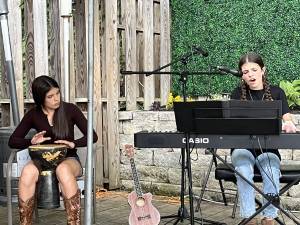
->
<box><xmin>8</xmin><ymin>102</ymin><xmax>98</xmax><ymax>157</ymax></box>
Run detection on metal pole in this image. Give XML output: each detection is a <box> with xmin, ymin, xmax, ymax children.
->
<box><xmin>0</xmin><ymin>0</ymin><xmax>20</xmax><ymax>124</ymax></box>
<box><xmin>84</xmin><ymin>0</ymin><xmax>94</xmax><ymax>224</ymax></box>
<box><xmin>0</xmin><ymin>1</ymin><xmax>21</xmax><ymax>225</ymax></box>
<box><xmin>60</xmin><ymin>0</ymin><xmax>72</xmax><ymax>102</ymax></box>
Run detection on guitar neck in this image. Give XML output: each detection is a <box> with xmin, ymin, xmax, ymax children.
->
<box><xmin>129</xmin><ymin>158</ymin><xmax>143</xmax><ymax>197</ymax></box>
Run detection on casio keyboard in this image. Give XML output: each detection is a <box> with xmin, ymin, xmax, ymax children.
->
<box><xmin>134</xmin><ymin>131</ymin><xmax>300</xmax><ymax>149</ymax></box>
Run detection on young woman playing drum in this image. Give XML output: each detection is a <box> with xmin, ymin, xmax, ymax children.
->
<box><xmin>8</xmin><ymin>76</ymin><xmax>98</xmax><ymax>225</ymax></box>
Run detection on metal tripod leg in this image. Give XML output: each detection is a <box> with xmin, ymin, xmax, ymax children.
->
<box><xmin>195</xmin><ymin>148</ymin><xmax>227</xmax><ymax>212</ymax></box>
<box><xmin>161</xmin><ymin>146</ymin><xmax>226</xmax><ymax>225</ymax></box>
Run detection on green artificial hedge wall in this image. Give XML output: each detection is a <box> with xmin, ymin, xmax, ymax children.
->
<box><xmin>170</xmin><ymin>0</ymin><xmax>300</xmax><ymax>97</ymax></box>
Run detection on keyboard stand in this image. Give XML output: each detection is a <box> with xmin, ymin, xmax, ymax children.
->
<box><xmin>160</xmin><ymin>136</ymin><xmax>226</xmax><ymax>225</ymax></box>
<box><xmin>195</xmin><ymin>148</ymin><xmax>228</xmax><ymax>212</ymax></box>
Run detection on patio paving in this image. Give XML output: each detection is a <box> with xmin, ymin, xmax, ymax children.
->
<box><xmin>0</xmin><ymin>191</ymin><xmax>299</xmax><ymax>225</ymax></box>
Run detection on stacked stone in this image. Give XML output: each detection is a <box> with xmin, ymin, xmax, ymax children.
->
<box><xmin>119</xmin><ymin>111</ymin><xmax>300</xmax><ymax>210</ymax></box>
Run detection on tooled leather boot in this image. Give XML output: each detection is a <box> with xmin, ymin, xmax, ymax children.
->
<box><xmin>245</xmin><ymin>218</ymin><xmax>257</xmax><ymax>225</ymax></box>
<box><xmin>63</xmin><ymin>189</ymin><xmax>81</xmax><ymax>225</ymax></box>
<box><xmin>261</xmin><ymin>218</ymin><xmax>275</xmax><ymax>225</ymax></box>
<box><xmin>19</xmin><ymin>195</ymin><xmax>35</xmax><ymax>225</ymax></box>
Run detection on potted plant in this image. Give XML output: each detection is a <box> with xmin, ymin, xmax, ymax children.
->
<box><xmin>279</xmin><ymin>80</ymin><xmax>300</xmax><ymax>112</ymax></box>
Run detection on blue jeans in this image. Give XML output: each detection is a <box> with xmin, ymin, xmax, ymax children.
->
<box><xmin>231</xmin><ymin>149</ymin><xmax>281</xmax><ymax>219</ymax></box>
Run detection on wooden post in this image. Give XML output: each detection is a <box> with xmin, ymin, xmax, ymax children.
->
<box><xmin>93</xmin><ymin>0</ymin><xmax>104</xmax><ymax>187</ymax></box>
<box><xmin>143</xmin><ymin>0</ymin><xmax>154</xmax><ymax>110</ymax></box>
<box><xmin>49</xmin><ymin>0</ymin><xmax>61</xmax><ymax>84</ymax></box>
<box><xmin>74</xmin><ymin>0</ymin><xmax>87</xmax><ymax>98</ymax></box>
<box><xmin>69</xmin><ymin>16</ymin><xmax>76</xmax><ymax>104</ymax></box>
<box><xmin>160</xmin><ymin>0</ymin><xmax>171</xmax><ymax>106</ymax></box>
<box><xmin>125</xmin><ymin>0</ymin><xmax>137</xmax><ymax>110</ymax></box>
<box><xmin>24</xmin><ymin>0</ymin><xmax>35</xmax><ymax>99</ymax></box>
<box><xmin>33</xmin><ymin>0</ymin><xmax>48</xmax><ymax>77</ymax></box>
<box><xmin>105</xmin><ymin>0</ymin><xmax>120</xmax><ymax>189</ymax></box>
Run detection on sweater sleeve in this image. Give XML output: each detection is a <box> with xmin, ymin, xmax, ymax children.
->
<box><xmin>8</xmin><ymin>110</ymin><xmax>34</xmax><ymax>149</ymax></box>
<box><xmin>70</xmin><ymin>104</ymin><xmax>98</xmax><ymax>147</ymax></box>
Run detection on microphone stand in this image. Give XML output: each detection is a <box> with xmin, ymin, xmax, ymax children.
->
<box><xmin>121</xmin><ymin>51</ymin><xmax>226</xmax><ymax>225</ymax></box>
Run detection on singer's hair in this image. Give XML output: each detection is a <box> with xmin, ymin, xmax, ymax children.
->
<box><xmin>238</xmin><ymin>52</ymin><xmax>273</xmax><ymax>101</ymax></box>
<box><xmin>32</xmin><ymin>76</ymin><xmax>70</xmax><ymax>139</ymax></box>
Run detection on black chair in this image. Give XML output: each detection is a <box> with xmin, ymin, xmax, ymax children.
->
<box><xmin>215</xmin><ymin>160</ymin><xmax>300</xmax><ymax>225</ymax></box>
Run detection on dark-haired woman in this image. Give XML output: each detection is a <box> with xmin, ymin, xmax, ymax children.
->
<box><xmin>231</xmin><ymin>52</ymin><xmax>297</xmax><ymax>225</ymax></box>
<box><xmin>8</xmin><ymin>75</ymin><xmax>98</xmax><ymax>225</ymax></box>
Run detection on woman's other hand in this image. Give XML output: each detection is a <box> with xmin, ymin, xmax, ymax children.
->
<box><xmin>54</xmin><ymin>140</ymin><xmax>75</xmax><ymax>149</ymax></box>
<box><xmin>31</xmin><ymin>131</ymin><xmax>51</xmax><ymax>145</ymax></box>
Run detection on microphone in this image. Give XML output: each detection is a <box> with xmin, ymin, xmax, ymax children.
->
<box><xmin>192</xmin><ymin>46</ymin><xmax>209</xmax><ymax>57</ymax></box>
<box><xmin>216</xmin><ymin>66</ymin><xmax>242</xmax><ymax>77</ymax></box>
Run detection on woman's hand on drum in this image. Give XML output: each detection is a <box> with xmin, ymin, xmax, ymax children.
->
<box><xmin>54</xmin><ymin>140</ymin><xmax>75</xmax><ymax>149</ymax></box>
<box><xmin>31</xmin><ymin>131</ymin><xmax>51</xmax><ymax>145</ymax></box>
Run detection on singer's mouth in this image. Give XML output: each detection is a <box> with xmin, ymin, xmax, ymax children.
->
<box><xmin>249</xmin><ymin>78</ymin><xmax>256</xmax><ymax>82</ymax></box>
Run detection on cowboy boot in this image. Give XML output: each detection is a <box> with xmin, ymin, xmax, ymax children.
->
<box><xmin>63</xmin><ymin>189</ymin><xmax>81</xmax><ymax>225</ymax></box>
<box><xmin>244</xmin><ymin>218</ymin><xmax>257</xmax><ymax>225</ymax></box>
<box><xmin>261</xmin><ymin>217</ymin><xmax>275</xmax><ymax>225</ymax></box>
<box><xmin>19</xmin><ymin>195</ymin><xmax>35</xmax><ymax>225</ymax></box>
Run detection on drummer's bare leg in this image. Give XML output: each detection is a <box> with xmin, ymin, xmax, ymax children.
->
<box><xmin>56</xmin><ymin>159</ymin><xmax>81</xmax><ymax>225</ymax></box>
<box><xmin>18</xmin><ymin>161</ymin><xmax>39</xmax><ymax>225</ymax></box>
<box><xmin>56</xmin><ymin>158</ymin><xmax>81</xmax><ymax>197</ymax></box>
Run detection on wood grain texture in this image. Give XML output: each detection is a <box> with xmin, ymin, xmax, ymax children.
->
<box><xmin>143</xmin><ymin>0</ymin><xmax>154</xmax><ymax>110</ymax></box>
<box><xmin>24</xmin><ymin>0</ymin><xmax>35</xmax><ymax>99</ymax></box>
<box><xmin>74</xmin><ymin>0</ymin><xmax>87</xmax><ymax>98</ymax></box>
<box><xmin>105</xmin><ymin>0</ymin><xmax>120</xmax><ymax>189</ymax></box>
<box><xmin>159</xmin><ymin>0</ymin><xmax>171</xmax><ymax>106</ymax></box>
<box><xmin>125</xmin><ymin>0</ymin><xmax>137</xmax><ymax>110</ymax></box>
<box><xmin>7</xmin><ymin>0</ymin><xmax>24</xmax><ymax>120</ymax></box>
<box><xmin>93</xmin><ymin>0</ymin><xmax>104</xmax><ymax>186</ymax></box>
<box><xmin>33</xmin><ymin>0</ymin><xmax>48</xmax><ymax>77</ymax></box>
<box><xmin>48</xmin><ymin>0</ymin><xmax>61</xmax><ymax>85</ymax></box>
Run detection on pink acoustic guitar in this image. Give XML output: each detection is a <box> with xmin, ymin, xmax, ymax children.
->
<box><xmin>125</xmin><ymin>144</ymin><xmax>160</xmax><ymax>225</ymax></box>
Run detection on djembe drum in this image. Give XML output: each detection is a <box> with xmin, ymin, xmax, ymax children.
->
<box><xmin>28</xmin><ymin>144</ymin><xmax>67</xmax><ymax>209</ymax></box>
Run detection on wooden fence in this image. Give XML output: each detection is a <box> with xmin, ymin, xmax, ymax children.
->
<box><xmin>0</xmin><ymin>0</ymin><xmax>171</xmax><ymax>189</ymax></box>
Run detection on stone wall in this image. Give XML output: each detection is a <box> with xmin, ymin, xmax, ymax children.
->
<box><xmin>119</xmin><ymin>111</ymin><xmax>300</xmax><ymax>209</ymax></box>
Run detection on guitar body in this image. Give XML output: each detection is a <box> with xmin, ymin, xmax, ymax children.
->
<box><xmin>128</xmin><ymin>191</ymin><xmax>160</xmax><ymax>225</ymax></box>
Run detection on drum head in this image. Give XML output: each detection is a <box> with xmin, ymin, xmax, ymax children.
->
<box><xmin>29</xmin><ymin>144</ymin><xmax>68</xmax><ymax>169</ymax></box>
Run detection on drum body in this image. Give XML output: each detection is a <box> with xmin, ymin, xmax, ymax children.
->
<box><xmin>28</xmin><ymin>144</ymin><xmax>67</xmax><ymax>209</ymax></box>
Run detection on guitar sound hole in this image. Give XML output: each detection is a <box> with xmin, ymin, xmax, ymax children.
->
<box><xmin>136</xmin><ymin>197</ymin><xmax>145</xmax><ymax>207</ymax></box>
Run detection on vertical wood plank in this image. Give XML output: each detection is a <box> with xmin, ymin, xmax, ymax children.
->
<box><xmin>33</xmin><ymin>0</ymin><xmax>48</xmax><ymax>77</ymax></box>
<box><xmin>105</xmin><ymin>0</ymin><xmax>120</xmax><ymax>189</ymax></box>
<box><xmin>69</xmin><ymin>16</ymin><xmax>76</xmax><ymax>103</ymax></box>
<box><xmin>154</xmin><ymin>34</ymin><xmax>160</xmax><ymax>98</ymax></box>
<box><xmin>125</xmin><ymin>0</ymin><xmax>137</xmax><ymax>110</ymax></box>
<box><xmin>24</xmin><ymin>0</ymin><xmax>35</xmax><ymax>99</ymax></box>
<box><xmin>93</xmin><ymin>0</ymin><xmax>104</xmax><ymax>186</ymax></box>
<box><xmin>100</xmin><ymin>0</ymin><xmax>109</xmax><ymax>183</ymax></box>
<box><xmin>160</xmin><ymin>0</ymin><xmax>171</xmax><ymax>106</ymax></box>
<box><xmin>118</xmin><ymin>0</ymin><xmax>126</xmax><ymax>26</ymax></box>
<box><xmin>48</xmin><ymin>0</ymin><xmax>61</xmax><ymax>83</ymax></box>
<box><xmin>143</xmin><ymin>0</ymin><xmax>154</xmax><ymax>109</ymax></box>
<box><xmin>136</xmin><ymin>0</ymin><xmax>143</xmax><ymax>30</ymax></box>
<box><xmin>74</xmin><ymin>0</ymin><xmax>87</xmax><ymax>98</ymax></box>
<box><xmin>153</xmin><ymin>2</ymin><xmax>160</xmax><ymax>34</ymax></box>
<box><xmin>7</xmin><ymin>0</ymin><xmax>24</xmax><ymax>120</ymax></box>
<box><xmin>119</xmin><ymin>30</ymin><xmax>125</xmax><ymax>98</ymax></box>
<box><xmin>102</xmin><ymin>103</ymin><xmax>108</xmax><ymax>180</ymax></box>
<box><xmin>136</xmin><ymin>32</ymin><xmax>144</xmax><ymax>97</ymax></box>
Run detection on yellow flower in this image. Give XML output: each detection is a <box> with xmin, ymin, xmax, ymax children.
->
<box><xmin>174</xmin><ymin>95</ymin><xmax>183</xmax><ymax>102</ymax></box>
<box><xmin>166</xmin><ymin>93</ymin><xmax>174</xmax><ymax>110</ymax></box>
